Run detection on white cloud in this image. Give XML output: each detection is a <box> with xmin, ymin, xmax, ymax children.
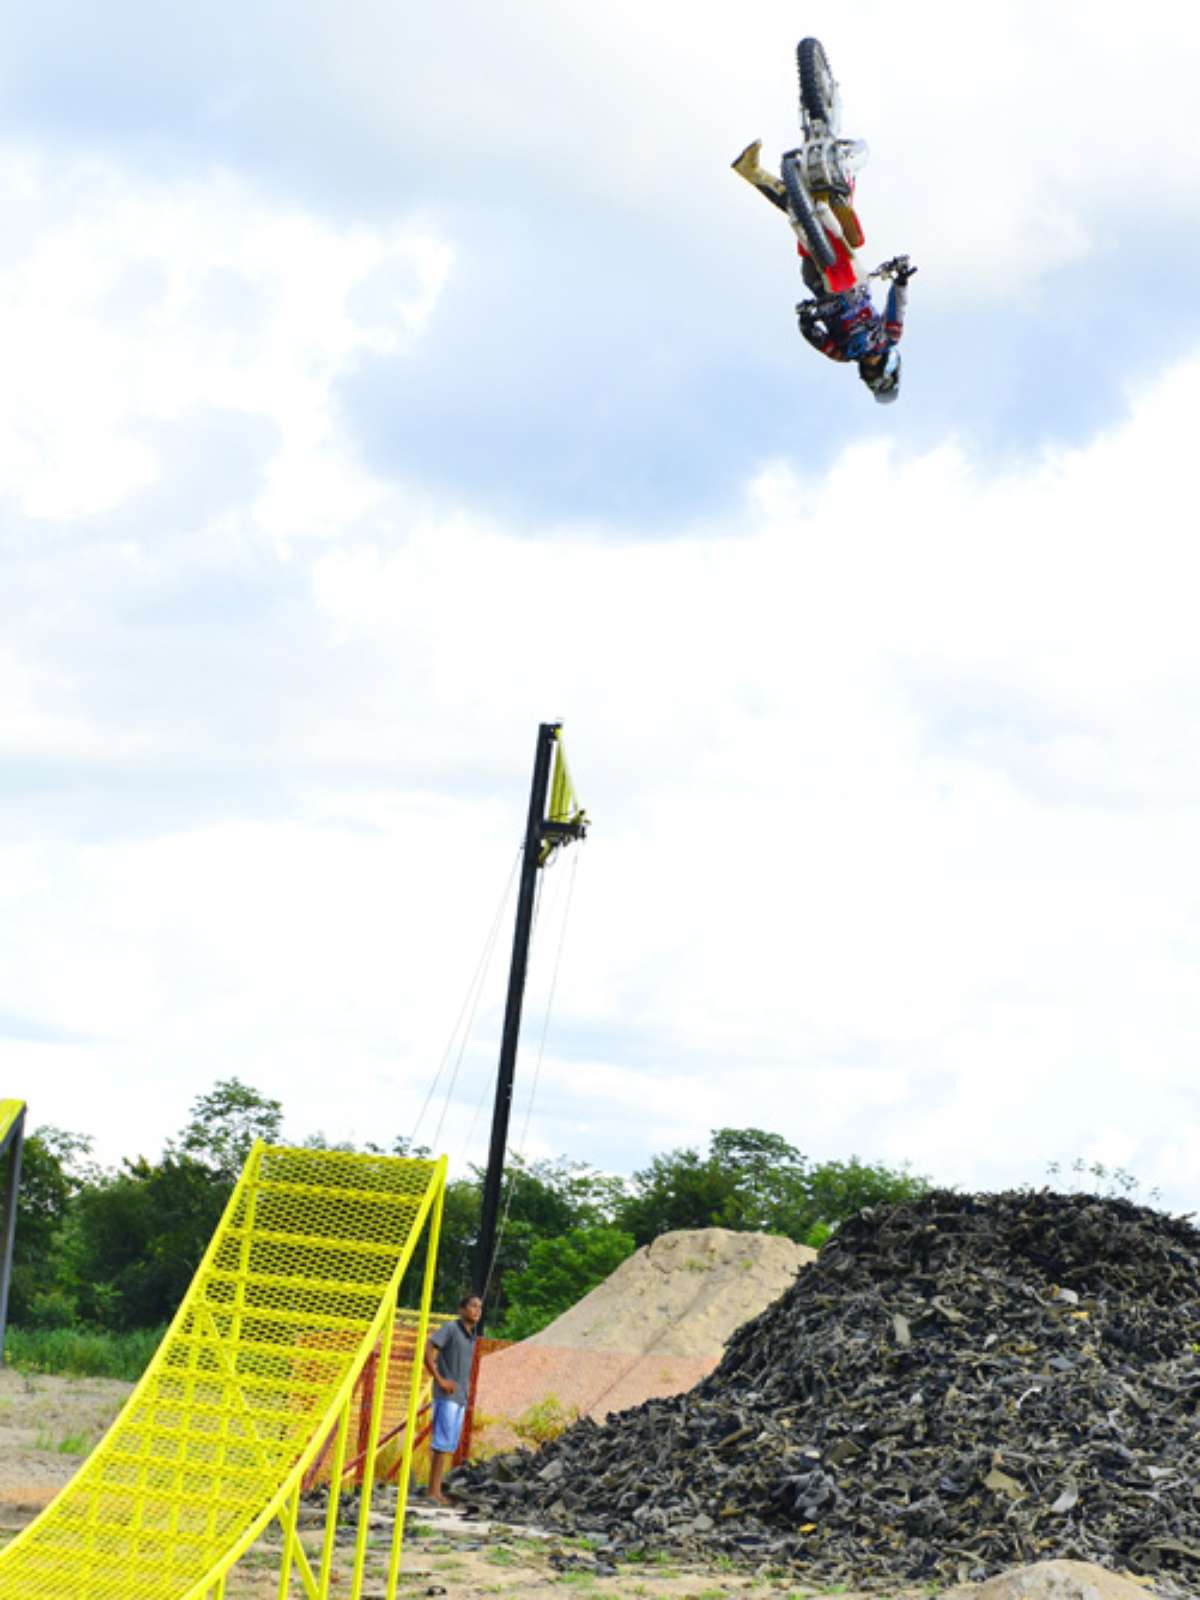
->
<box><xmin>0</xmin><ymin>146</ymin><xmax>451</xmax><ymax>528</ymax></box>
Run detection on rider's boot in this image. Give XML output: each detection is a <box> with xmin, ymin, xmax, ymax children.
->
<box><xmin>731</xmin><ymin>140</ymin><xmax>787</xmax><ymax>208</ymax></box>
<box><xmin>829</xmin><ymin>196</ymin><xmax>865</xmax><ymax>249</ymax></box>
<box><xmin>813</xmin><ymin>199</ymin><xmax>845</xmax><ymax>243</ymax></box>
<box><xmin>827</xmin><ymin>139</ymin><xmax>867</xmax><ymax>248</ymax></box>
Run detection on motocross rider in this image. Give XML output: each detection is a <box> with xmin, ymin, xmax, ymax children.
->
<box><xmin>731</xmin><ymin>139</ymin><xmax>915</xmax><ymax>404</ymax></box>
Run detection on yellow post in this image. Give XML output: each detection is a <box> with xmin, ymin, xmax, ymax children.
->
<box><xmin>348</xmin><ymin>1305</ymin><xmax>398</xmax><ymax>1600</ymax></box>
<box><xmin>317</xmin><ymin>1398</ymin><xmax>352</xmax><ymax>1600</ymax></box>
<box><xmin>385</xmin><ymin>1166</ymin><xmax>446</xmax><ymax>1600</ymax></box>
<box><xmin>276</xmin><ymin>1481</ymin><xmax>300</xmax><ymax>1600</ymax></box>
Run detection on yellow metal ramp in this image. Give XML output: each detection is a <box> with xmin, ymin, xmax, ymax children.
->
<box><xmin>0</xmin><ymin>1141</ymin><xmax>446</xmax><ymax>1600</ymax></box>
<box><xmin>0</xmin><ymin>1101</ymin><xmax>23</xmax><ymax>1147</ymax></box>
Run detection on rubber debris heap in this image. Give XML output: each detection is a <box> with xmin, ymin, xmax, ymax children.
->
<box><xmin>459</xmin><ymin>1190</ymin><xmax>1200</xmax><ymax>1587</ymax></box>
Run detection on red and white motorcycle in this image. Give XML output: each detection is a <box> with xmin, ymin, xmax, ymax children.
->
<box><xmin>780</xmin><ymin>39</ymin><xmax>876</xmax><ymax>297</ymax></box>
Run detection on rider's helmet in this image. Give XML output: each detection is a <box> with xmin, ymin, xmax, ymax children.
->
<box><xmin>860</xmin><ymin>345</ymin><xmax>901</xmax><ymax>404</ymax></box>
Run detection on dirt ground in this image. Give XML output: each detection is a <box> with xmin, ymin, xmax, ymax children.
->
<box><xmin>0</xmin><ymin>1365</ymin><xmax>132</xmax><ymax>1515</ymax></box>
<box><xmin>0</xmin><ymin>1370</ymin><xmax>1169</xmax><ymax>1600</ymax></box>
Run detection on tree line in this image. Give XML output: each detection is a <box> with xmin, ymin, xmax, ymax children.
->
<box><xmin>10</xmin><ymin>1079</ymin><xmax>930</xmax><ymax>1342</ymax></box>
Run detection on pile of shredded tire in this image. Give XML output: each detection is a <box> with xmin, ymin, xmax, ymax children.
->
<box><xmin>459</xmin><ymin>1191</ymin><xmax>1200</xmax><ymax>1587</ymax></box>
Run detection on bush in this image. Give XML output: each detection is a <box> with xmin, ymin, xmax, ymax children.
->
<box><xmin>511</xmin><ymin>1393</ymin><xmax>579</xmax><ymax>1448</ymax></box>
<box><xmin>22</xmin><ymin>1288</ymin><xmax>80</xmax><ymax>1330</ymax></box>
<box><xmin>496</xmin><ymin>1226</ymin><xmax>636</xmax><ymax>1340</ymax></box>
<box><xmin>4</xmin><ymin>1324</ymin><xmax>164</xmax><ymax>1382</ymax></box>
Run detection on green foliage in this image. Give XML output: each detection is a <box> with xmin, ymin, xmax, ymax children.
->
<box><xmin>802</xmin><ymin>1155</ymin><xmax>930</xmax><ymax>1230</ymax></box>
<box><xmin>398</xmin><ymin>1153</ymin><xmax>628</xmax><ymax>1324</ymax></box>
<box><xmin>616</xmin><ymin>1127</ymin><xmax>929</xmax><ymax>1248</ymax></box>
<box><xmin>174</xmin><ymin>1078</ymin><xmax>283</xmax><ymax>1180</ymax></box>
<box><xmin>8</xmin><ymin>1126</ymin><xmax>97</xmax><ymax>1325</ymax></box>
<box><xmin>511</xmin><ymin>1393</ymin><xmax>579</xmax><ymax>1447</ymax></box>
<box><xmin>67</xmin><ymin>1153</ymin><xmax>233</xmax><ymax>1328</ymax></box>
<box><xmin>5</xmin><ymin>1324</ymin><xmax>163</xmax><ymax>1380</ymax></box>
<box><xmin>497</xmin><ymin>1226</ymin><xmax>636</xmax><ymax>1340</ymax></box>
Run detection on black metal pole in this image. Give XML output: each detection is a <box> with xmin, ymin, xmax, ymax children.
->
<box><xmin>473</xmin><ymin>722</ymin><xmax>560</xmax><ymax>1311</ymax></box>
<box><xmin>0</xmin><ymin>1106</ymin><xmax>26</xmax><ymax>1365</ymax></box>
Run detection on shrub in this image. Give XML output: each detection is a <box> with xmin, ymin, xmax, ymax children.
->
<box><xmin>5</xmin><ymin>1324</ymin><xmax>164</xmax><ymax>1382</ymax></box>
<box><xmin>511</xmin><ymin>1393</ymin><xmax>579</xmax><ymax>1448</ymax></box>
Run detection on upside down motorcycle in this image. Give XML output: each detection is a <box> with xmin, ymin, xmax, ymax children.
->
<box><xmin>780</xmin><ymin>38</ymin><xmax>875</xmax><ymax>296</ymax></box>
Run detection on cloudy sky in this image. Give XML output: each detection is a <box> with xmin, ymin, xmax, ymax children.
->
<box><xmin>3</xmin><ymin>0</ymin><xmax>1200</xmax><ymax>1212</ymax></box>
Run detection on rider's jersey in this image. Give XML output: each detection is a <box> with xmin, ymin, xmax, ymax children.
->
<box><xmin>800</xmin><ymin>279</ymin><xmax>906</xmax><ymax>364</ymax></box>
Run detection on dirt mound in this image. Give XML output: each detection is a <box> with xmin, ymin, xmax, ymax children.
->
<box><xmin>474</xmin><ymin>1229</ymin><xmax>813</xmax><ymax>1444</ymax></box>
<box><xmin>526</xmin><ymin>1228</ymin><xmax>816</xmax><ymax>1358</ymax></box>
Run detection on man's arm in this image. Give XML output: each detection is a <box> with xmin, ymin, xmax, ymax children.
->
<box><xmin>424</xmin><ymin>1331</ymin><xmax>455</xmax><ymax>1394</ymax></box>
<box><xmin>883</xmin><ymin>279</ymin><xmax>908</xmax><ymax>344</ymax></box>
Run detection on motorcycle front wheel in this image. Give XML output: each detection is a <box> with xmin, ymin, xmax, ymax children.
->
<box><xmin>781</xmin><ymin>153</ymin><xmax>837</xmax><ymax>273</ymax></box>
<box><xmin>798</xmin><ymin>38</ymin><xmax>836</xmax><ymax>126</ymax></box>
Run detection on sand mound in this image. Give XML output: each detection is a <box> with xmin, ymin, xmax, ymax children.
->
<box><xmin>526</xmin><ymin>1227</ymin><xmax>816</xmax><ymax>1358</ymax></box>
<box><xmin>474</xmin><ymin>1229</ymin><xmax>813</xmax><ymax>1443</ymax></box>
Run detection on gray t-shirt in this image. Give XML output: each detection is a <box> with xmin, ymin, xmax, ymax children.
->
<box><xmin>430</xmin><ymin>1319</ymin><xmax>477</xmax><ymax>1405</ymax></box>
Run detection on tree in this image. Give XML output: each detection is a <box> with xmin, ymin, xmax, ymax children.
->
<box><xmin>8</xmin><ymin>1126</ymin><xmax>97</xmax><ymax>1326</ymax></box>
<box><xmin>803</xmin><ymin>1156</ymin><xmax>929</xmax><ymax>1228</ymax></box>
<box><xmin>617</xmin><ymin>1128</ymin><xmax>929</xmax><ymax>1249</ymax></box>
<box><xmin>615</xmin><ymin>1145</ymin><xmax>738</xmax><ymax>1244</ymax></box>
<box><xmin>397</xmin><ymin>1154</ymin><xmax>631</xmax><ymax>1325</ymax></box>
<box><xmin>708</xmin><ymin>1128</ymin><xmax>813</xmax><ymax>1234</ymax></box>
<box><xmin>175</xmin><ymin>1078</ymin><xmax>283</xmax><ymax>1180</ymax></box>
<box><xmin>497</xmin><ymin>1226</ymin><xmax>636</xmax><ymax>1340</ymax></box>
<box><xmin>66</xmin><ymin>1154</ymin><xmax>232</xmax><ymax>1329</ymax></box>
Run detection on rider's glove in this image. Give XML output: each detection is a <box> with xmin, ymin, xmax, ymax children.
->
<box><xmin>894</xmin><ymin>261</ymin><xmax>917</xmax><ymax>287</ymax></box>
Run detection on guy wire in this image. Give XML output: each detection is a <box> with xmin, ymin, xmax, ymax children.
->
<box><xmin>410</xmin><ymin>847</ymin><xmax>521</xmax><ymax>1152</ymax></box>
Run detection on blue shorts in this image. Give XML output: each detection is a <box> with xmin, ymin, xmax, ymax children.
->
<box><xmin>431</xmin><ymin>1397</ymin><xmax>465</xmax><ymax>1454</ymax></box>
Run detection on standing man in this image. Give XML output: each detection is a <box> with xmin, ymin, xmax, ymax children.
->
<box><xmin>423</xmin><ymin>1293</ymin><xmax>482</xmax><ymax>1505</ymax></box>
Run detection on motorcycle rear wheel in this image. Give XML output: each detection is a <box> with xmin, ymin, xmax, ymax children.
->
<box><xmin>782</xmin><ymin>153</ymin><xmax>837</xmax><ymax>273</ymax></box>
<box><xmin>798</xmin><ymin>38</ymin><xmax>836</xmax><ymax>126</ymax></box>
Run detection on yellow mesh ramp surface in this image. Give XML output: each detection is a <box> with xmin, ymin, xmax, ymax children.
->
<box><xmin>0</xmin><ymin>1142</ymin><xmax>446</xmax><ymax>1600</ymax></box>
<box><xmin>301</xmin><ymin>1309</ymin><xmax>453</xmax><ymax>1490</ymax></box>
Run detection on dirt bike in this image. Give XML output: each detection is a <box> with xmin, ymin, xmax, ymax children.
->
<box><xmin>780</xmin><ymin>38</ymin><xmax>871</xmax><ymax>297</ymax></box>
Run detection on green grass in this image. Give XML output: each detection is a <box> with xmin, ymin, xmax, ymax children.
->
<box><xmin>4</xmin><ymin>1324</ymin><xmax>165</xmax><ymax>1381</ymax></box>
<box><xmin>485</xmin><ymin>1546</ymin><xmax>520</xmax><ymax>1567</ymax></box>
<box><xmin>33</xmin><ymin>1427</ymin><xmax>93</xmax><ymax>1455</ymax></box>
